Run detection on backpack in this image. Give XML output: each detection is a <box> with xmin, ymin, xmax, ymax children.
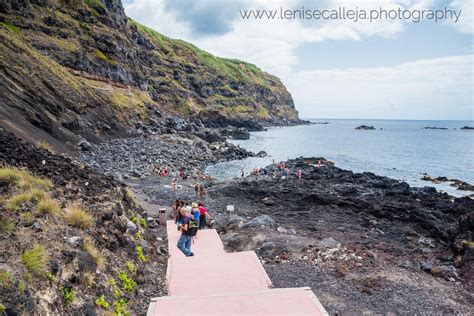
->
<box><xmin>185</xmin><ymin>218</ymin><xmax>199</xmax><ymax>237</ymax></box>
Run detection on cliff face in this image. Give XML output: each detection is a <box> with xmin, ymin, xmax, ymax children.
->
<box><xmin>0</xmin><ymin>0</ymin><xmax>300</xmax><ymax>149</ymax></box>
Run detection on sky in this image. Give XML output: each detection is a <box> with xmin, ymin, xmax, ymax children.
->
<box><xmin>123</xmin><ymin>0</ymin><xmax>473</xmax><ymax>120</ymax></box>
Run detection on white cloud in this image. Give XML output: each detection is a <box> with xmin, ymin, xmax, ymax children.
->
<box><xmin>124</xmin><ymin>0</ymin><xmax>473</xmax><ymax>119</ymax></box>
<box><xmin>447</xmin><ymin>0</ymin><xmax>473</xmax><ymax>33</ymax></box>
<box><xmin>286</xmin><ymin>55</ymin><xmax>473</xmax><ymax>119</ymax></box>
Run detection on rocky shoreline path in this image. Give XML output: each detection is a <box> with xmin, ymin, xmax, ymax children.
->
<box><xmin>125</xmin><ymin>156</ymin><xmax>473</xmax><ymax>314</ymax></box>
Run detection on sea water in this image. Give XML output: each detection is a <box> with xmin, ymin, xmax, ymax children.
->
<box><xmin>206</xmin><ymin>119</ymin><xmax>474</xmax><ymax>197</ymax></box>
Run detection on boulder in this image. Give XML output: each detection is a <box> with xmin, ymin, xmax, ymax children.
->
<box><xmin>243</xmin><ymin>215</ymin><xmax>275</xmax><ymax>228</ymax></box>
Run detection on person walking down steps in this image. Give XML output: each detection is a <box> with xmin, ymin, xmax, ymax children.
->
<box><xmin>177</xmin><ymin>207</ymin><xmax>199</xmax><ymax>257</ymax></box>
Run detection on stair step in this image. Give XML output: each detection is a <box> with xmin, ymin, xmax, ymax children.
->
<box><xmin>148</xmin><ymin>287</ymin><xmax>328</xmax><ymax>316</ymax></box>
<box><xmin>166</xmin><ymin>220</ymin><xmax>225</xmax><ymax>258</ymax></box>
<box><xmin>167</xmin><ymin>251</ymin><xmax>271</xmax><ymax>296</ymax></box>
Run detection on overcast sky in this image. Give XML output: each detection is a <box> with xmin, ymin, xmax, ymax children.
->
<box><xmin>123</xmin><ymin>0</ymin><xmax>473</xmax><ymax>120</ymax></box>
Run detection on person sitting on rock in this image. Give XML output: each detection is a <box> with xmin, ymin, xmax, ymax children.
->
<box><xmin>177</xmin><ymin>207</ymin><xmax>194</xmax><ymax>257</ymax></box>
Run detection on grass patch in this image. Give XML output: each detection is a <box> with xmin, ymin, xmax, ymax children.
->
<box><xmin>21</xmin><ymin>245</ymin><xmax>48</xmax><ymax>276</ymax></box>
<box><xmin>1</xmin><ymin>21</ymin><xmax>21</xmax><ymax>34</ymax></box>
<box><xmin>6</xmin><ymin>192</ymin><xmax>34</xmax><ymax>211</ymax></box>
<box><xmin>94</xmin><ymin>49</ymin><xmax>116</xmax><ymax>65</ymax></box>
<box><xmin>83</xmin><ymin>239</ymin><xmax>105</xmax><ymax>268</ymax></box>
<box><xmin>84</xmin><ymin>0</ymin><xmax>106</xmax><ymax>12</ymax></box>
<box><xmin>36</xmin><ymin>197</ymin><xmax>61</xmax><ymax>216</ymax></box>
<box><xmin>0</xmin><ymin>270</ymin><xmax>13</xmax><ymax>287</ymax></box>
<box><xmin>82</xmin><ymin>272</ymin><xmax>95</xmax><ymax>288</ymax></box>
<box><xmin>0</xmin><ymin>166</ymin><xmax>53</xmax><ymax>191</ymax></box>
<box><xmin>65</xmin><ymin>205</ymin><xmax>93</xmax><ymax>229</ymax></box>
<box><xmin>37</xmin><ymin>141</ymin><xmax>53</xmax><ymax>152</ymax></box>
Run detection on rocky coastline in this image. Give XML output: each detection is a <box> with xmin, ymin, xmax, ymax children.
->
<box><xmin>122</xmin><ymin>155</ymin><xmax>473</xmax><ymax>314</ymax></box>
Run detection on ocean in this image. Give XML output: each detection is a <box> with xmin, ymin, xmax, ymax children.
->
<box><xmin>206</xmin><ymin>119</ymin><xmax>474</xmax><ymax>197</ymax></box>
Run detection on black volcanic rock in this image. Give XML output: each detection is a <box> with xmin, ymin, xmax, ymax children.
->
<box><xmin>355</xmin><ymin>125</ymin><xmax>376</xmax><ymax>130</ymax></box>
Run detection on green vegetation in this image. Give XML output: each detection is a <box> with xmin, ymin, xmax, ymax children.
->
<box><xmin>84</xmin><ymin>0</ymin><xmax>106</xmax><ymax>12</ymax></box>
<box><xmin>18</xmin><ymin>281</ymin><xmax>26</xmax><ymax>292</ymax></box>
<box><xmin>63</xmin><ymin>287</ymin><xmax>74</xmax><ymax>306</ymax></box>
<box><xmin>125</xmin><ymin>188</ymin><xmax>138</xmax><ymax>205</ymax></box>
<box><xmin>65</xmin><ymin>205</ymin><xmax>93</xmax><ymax>229</ymax></box>
<box><xmin>0</xmin><ymin>166</ymin><xmax>52</xmax><ymax>191</ymax></box>
<box><xmin>94</xmin><ymin>49</ymin><xmax>116</xmax><ymax>65</ymax></box>
<box><xmin>113</xmin><ymin>298</ymin><xmax>129</xmax><ymax>315</ymax></box>
<box><xmin>1</xmin><ymin>20</ymin><xmax>20</xmax><ymax>34</ymax></box>
<box><xmin>36</xmin><ymin>197</ymin><xmax>61</xmax><ymax>216</ymax></box>
<box><xmin>0</xmin><ymin>270</ymin><xmax>13</xmax><ymax>287</ymax></box>
<box><xmin>0</xmin><ymin>216</ymin><xmax>16</xmax><ymax>233</ymax></box>
<box><xmin>0</xmin><ymin>303</ymin><xmax>5</xmax><ymax>313</ymax></box>
<box><xmin>118</xmin><ymin>272</ymin><xmax>136</xmax><ymax>293</ymax></box>
<box><xmin>21</xmin><ymin>245</ymin><xmax>48</xmax><ymax>276</ymax></box>
<box><xmin>6</xmin><ymin>192</ymin><xmax>34</xmax><ymax>211</ymax></box>
<box><xmin>95</xmin><ymin>295</ymin><xmax>110</xmax><ymax>309</ymax></box>
<box><xmin>139</xmin><ymin>218</ymin><xmax>147</xmax><ymax>228</ymax></box>
<box><xmin>83</xmin><ymin>239</ymin><xmax>105</xmax><ymax>268</ymax></box>
<box><xmin>126</xmin><ymin>261</ymin><xmax>134</xmax><ymax>274</ymax></box>
<box><xmin>46</xmin><ymin>272</ymin><xmax>54</xmax><ymax>282</ymax></box>
<box><xmin>135</xmin><ymin>245</ymin><xmax>146</xmax><ymax>262</ymax></box>
<box><xmin>134</xmin><ymin>231</ymin><xmax>143</xmax><ymax>240</ymax></box>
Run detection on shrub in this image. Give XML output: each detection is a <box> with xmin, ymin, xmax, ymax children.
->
<box><xmin>63</xmin><ymin>287</ymin><xmax>74</xmax><ymax>306</ymax></box>
<box><xmin>0</xmin><ymin>303</ymin><xmax>5</xmax><ymax>313</ymax></box>
<box><xmin>36</xmin><ymin>197</ymin><xmax>60</xmax><ymax>216</ymax></box>
<box><xmin>118</xmin><ymin>272</ymin><xmax>136</xmax><ymax>293</ymax></box>
<box><xmin>65</xmin><ymin>206</ymin><xmax>92</xmax><ymax>229</ymax></box>
<box><xmin>135</xmin><ymin>245</ymin><xmax>146</xmax><ymax>262</ymax></box>
<box><xmin>139</xmin><ymin>218</ymin><xmax>147</xmax><ymax>228</ymax></box>
<box><xmin>83</xmin><ymin>239</ymin><xmax>105</xmax><ymax>268</ymax></box>
<box><xmin>21</xmin><ymin>245</ymin><xmax>48</xmax><ymax>276</ymax></box>
<box><xmin>0</xmin><ymin>270</ymin><xmax>13</xmax><ymax>287</ymax></box>
<box><xmin>95</xmin><ymin>295</ymin><xmax>109</xmax><ymax>309</ymax></box>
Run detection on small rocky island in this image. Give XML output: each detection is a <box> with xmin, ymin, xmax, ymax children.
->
<box><xmin>355</xmin><ymin>125</ymin><xmax>376</xmax><ymax>130</ymax></box>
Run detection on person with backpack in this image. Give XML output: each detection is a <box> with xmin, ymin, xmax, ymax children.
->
<box><xmin>177</xmin><ymin>207</ymin><xmax>198</xmax><ymax>257</ymax></box>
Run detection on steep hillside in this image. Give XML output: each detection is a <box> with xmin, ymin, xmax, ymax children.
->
<box><xmin>0</xmin><ymin>0</ymin><xmax>301</xmax><ymax>151</ymax></box>
<box><xmin>0</xmin><ymin>128</ymin><xmax>167</xmax><ymax>314</ymax></box>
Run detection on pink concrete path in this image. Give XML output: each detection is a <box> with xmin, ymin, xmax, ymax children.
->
<box><xmin>166</xmin><ymin>220</ymin><xmax>225</xmax><ymax>258</ymax></box>
<box><xmin>148</xmin><ymin>220</ymin><xmax>328</xmax><ymax>315</ymax></box>
<box><xmin>149</xmin><ymin>287</ymin><xmax>327</xmax><ymax>316</ymax></box>
<box><xmin>167</xmin><ymin>251</ymin><xmax>272</xmax><ymax>296</ymax></box>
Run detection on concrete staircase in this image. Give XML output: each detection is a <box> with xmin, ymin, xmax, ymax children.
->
<box><xmin>147</xmin><ymin>220</ymin><xmax>328</xmax><ymax>315</ymax></box>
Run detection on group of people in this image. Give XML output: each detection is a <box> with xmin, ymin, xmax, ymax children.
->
<box><xmin>243</xmin><ymin>161</ymin><xmax>303</xmax><ymax>180</ymax></box>
<box><xmin>174</xmin><ymin>199</ymin><xmax>213</xmax><ymax>257</ymax></box>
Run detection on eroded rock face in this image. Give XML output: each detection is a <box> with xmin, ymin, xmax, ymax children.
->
<box><xmin>0</xmin><ymin>0</ymin><xmax>303</xmax><ymax>151</ymax></box>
